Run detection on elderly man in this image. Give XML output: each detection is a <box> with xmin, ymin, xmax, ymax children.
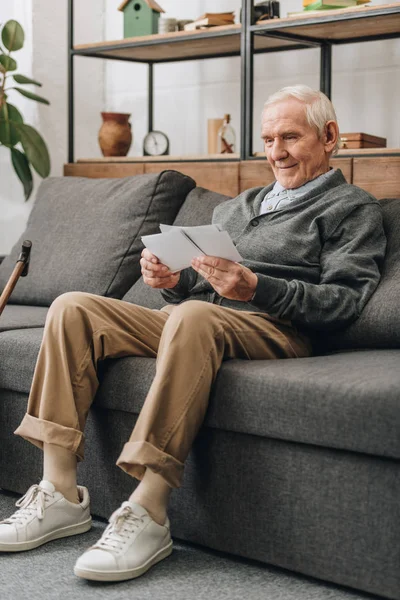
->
<box><xmin>0</xmin><ymin>85</ymin><xmax>386</xmax><ymax>582</ymax></box>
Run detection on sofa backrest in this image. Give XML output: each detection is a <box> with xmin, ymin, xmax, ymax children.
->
<box><xmin>320</xmin><ymin>198</ymin><xmax>400</xmax><ymax>351</ymax></box>
<box><xmin>0</xmin><ymin>171</ymin><xmax>195</xmax><ymax>307</ymax></box>
<box><xmin>123</xmin><ymin>186</ymin><xmax>231</xmax><ymax>308</ymax></box>
<box><xmin>127</xmin><ymin>192</ymin><xmax>400</xmax><ymax>350</ymax></box>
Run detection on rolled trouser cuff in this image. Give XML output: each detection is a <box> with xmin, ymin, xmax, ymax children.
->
<box><xmin>116</xmin><ymin>440</ymin><xmax>184</xmax><ymax>488</ymax></box>
<box><xmin>14</xmin><ymin>413</ymin><xmax>85</xmax><ymax>460</ymax></box>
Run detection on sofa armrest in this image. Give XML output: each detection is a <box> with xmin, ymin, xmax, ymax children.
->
<box><xmin>0</xmin><ymin>255</ymin><xmax>6</xmax><ymax>265</ymax></box>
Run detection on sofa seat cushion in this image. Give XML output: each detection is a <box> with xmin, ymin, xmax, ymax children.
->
<box><xmin>122</xmin><ymin>186</ymin><xmax>231</xmax><ymax>307</ymax></box>
<box><xmin>2</xmin><ymin>327</ymin><xmax>399</xmax><ymax>460</ymax></box>
<box><xmin>0</xmin><ymin>328</ymin><xmax>43</xmax><ymax>393</ymax></box>
<box><xmin>0</xmin><ymin>305</ymin><xmax>48</xmax><ymax>332</ymax></box>
<box><xmin>96</xmin><ymin>351</ymin><xmax>400</xmax><ymax>460</ymax></box>
<box><xmin>0</xmin><ymin>171</ymin><xmax>195</xmax><ymax>307</ymax></box>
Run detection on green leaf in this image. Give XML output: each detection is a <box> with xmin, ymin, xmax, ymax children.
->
<box><xmin>0</xmin><ymin>102</ymin><xmax>23</xmax><ymax>146</ymax></box>
<box><xmin>14</xmin><ymin>122</ymin><xmax>50</xmax><ymax>178</ymax></box>
<box><xmin>0</xmin><ymin>54</ymin><xmax>17</xmax><ymax>72</ymax></box>
<box><xmin>13</xmin><ymin>74</ymin><xmax>42</xmax><ymax>86</ymax></box>
<box><xmin>11</xmin><ymin>147</ymin><xmax>33</xmax><ymax>200</ymax></box>
<box><xmin>3</xmin><ymin>102</ymin><xmax>23</xmax><ymax>123</ymax></box>
<box><xmin>2</xmin><ymin>20</ymin><xmax>24</xmax><ymax>52</ymax></box>
<box><xmin>0</xmin><ymin>119</ymin><xmax>19</xmax><ymax>147</ymax></box>
<box><xmin>13</xmin><ymin>87</ymin><xmax>50</xmax><ymax>105</ymax></box>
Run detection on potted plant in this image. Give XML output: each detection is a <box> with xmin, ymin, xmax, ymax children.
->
<box><xmin>0</xmin><ymin>19</ymin><xmax>50</xmax><ymax>201</ymax></box>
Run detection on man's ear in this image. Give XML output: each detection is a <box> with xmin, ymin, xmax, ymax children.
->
<box><xmin>324</xmin><ymin>120</ymin><xmax>339</xmax><ymax>153</ymax></box>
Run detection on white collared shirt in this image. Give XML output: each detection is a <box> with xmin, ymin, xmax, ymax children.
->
<box><xmin>259</xmin><ymin>169</ymin><xmax>336</xmax><ymax>215</ymax></box>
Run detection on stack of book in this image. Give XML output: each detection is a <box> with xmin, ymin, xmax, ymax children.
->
<box><xmin>184</xmin><ymin>12</ymin><xmax>235</xmax><ymax>31</ymax></box>
<box><xmin>301</xmin><ymin>0</ymin><xmax>370</xmax><ymax>12</ymax></box>
<box><xmin>287</xmin><ymin>0</ymin><xmax>370</xmax><ymax>15</ymax></box>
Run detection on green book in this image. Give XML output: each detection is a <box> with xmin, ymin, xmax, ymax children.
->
<box><xmin>304</xmin><ymin>0</ymin><xmax>357</xmax><ymax>9</ymax></box>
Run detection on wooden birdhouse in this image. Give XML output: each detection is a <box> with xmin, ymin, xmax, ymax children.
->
<box><xmin>118</xmin><ymin>0</ymin><xmax>165</xmax><ymax>38</ymax></box>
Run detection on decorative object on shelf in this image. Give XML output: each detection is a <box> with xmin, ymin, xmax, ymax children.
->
<box><xmin>242</xmin><ymin>1</ymin><xmax>280</xmax><ymax>22</ymax></box>
<box><xmin>218</xmin><ymin>114</ymin><xmax>236</xmax><ymax>154</ymax></box>
<box><xmin>143</xmin><ymin>130</ymin><xmax>169</xmax><ymax>156</ymax></box>
<box><xmin>98</xmin><ymin>112</ymin><xmax>132</xmax><ymax>157</ymax></box>
<box><xmin>158</xmin><ymin>18</ymin><xmax>178</xmax><ymax>34</ymax></box>
<box><xmin>177</xmin><ymin>20</ymin><xmax>194</xmax><ymax>31</ymax></box>
<box><xmin>0</xmin><ymin>19</ymin><xmax>50</xmax><ymax>201</ymax></box>
<box><xmin>207</xmin><ymin>118</ymin><xmax>224</xmax><ymax>154</ymax></box>
<box><xmin>340</xmin><ymin>132</ymin><xmax>386</xmax><ymax>149</ymax></box>
<box><xmin>118</xmin><ymin>0</ymin><xmax>165</xmax><ymax>38</ymax></box>
<box><xmin>184</xmin><ymin>12</ymin><xmax>235</xmax><ymax>31</ymax></box>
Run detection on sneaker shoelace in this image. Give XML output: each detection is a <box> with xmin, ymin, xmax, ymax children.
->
<box><xmin>1</xmin><ymin>484</ymin><xmax>53</xmax><ymax>525</ymax></box>
<box><xmin>93</xmin><ymin>503</ymin><xmax>145</xmax><ymax>553</ymax></box>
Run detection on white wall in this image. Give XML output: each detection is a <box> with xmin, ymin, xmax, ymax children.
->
<box><xmin>0</xmin><ymin>0</ymin><xmax>34</xmax><ymax>255</ymax></box>
<box><xmin>0</xmin><ymin>0</ymin><xmax>105</xmax><ymax>255</ymax></box>
<box><xmin>0</xmin><ymin>1</ymin><xmax>399</xmax><ymax>254</ymax></box>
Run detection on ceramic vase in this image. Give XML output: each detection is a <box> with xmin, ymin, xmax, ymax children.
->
<box><xmin>98</xmin><ymin>112</ymin><xmax>132</xmax><ymax>157</ymax></box>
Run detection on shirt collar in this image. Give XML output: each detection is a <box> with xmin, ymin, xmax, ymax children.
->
<box><xmin>270</xmin><ymin>169</ymin><xmax>336</xmax><ymax>199</ymax></box>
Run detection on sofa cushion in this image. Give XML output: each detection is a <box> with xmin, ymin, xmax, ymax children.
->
<box><xmin>0</xmin><ymin>171</ymin><xmax>195</xmax><ymax>307</ymax></box>
<box><xmin>0</xmin><ymin>305</ymin><xmax>48</xmax><ymax>332</ymax></box>
<box><xmin>0</xmin><ymin>328</ymin><xmax>43</xmax><ymax>392</ymax></box>
<box><xmin>95</xmin><ymin>350</ymin><xmax>400</xmax><ymax>461</ymax></box>
<box><xmin>321</xmin><ymin>198</ymin><xmax>400</xmax><ymax>350</ymax></box>
<box><xmin>122</xmin><ymin>186</ymin><xmax>231</xmax><ymax>307</ymax></box>
<box><xmin>2</xmin><ymin>326</ymin><xmax>399</xmax><ymax>459</ymax></box>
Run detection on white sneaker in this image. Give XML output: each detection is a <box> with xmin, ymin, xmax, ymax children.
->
<box><xmin>0</xmin><ymin>480</ymin><xmax>92</xmax><ymax>552</ymax></box>
<box><xmin>74</xmin><ymin>500</ymin><xmax>173</xmax><ymax>581</ymax></box>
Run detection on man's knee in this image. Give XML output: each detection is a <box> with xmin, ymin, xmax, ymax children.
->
<box><xmin>166</xmin><ymin>300</ymin><xmax>221</xmax><ymax>328</ymax></box>
<box><xmin>47</xmin><ymin>291</ymin><xmax>97</xmax><ymax>321</ymax></box>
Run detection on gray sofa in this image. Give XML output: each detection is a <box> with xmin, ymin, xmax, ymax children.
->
<box><xmin>0</xmin><ymin>171</ymin><xmax>399</xmax><ymax>600</ymax></box>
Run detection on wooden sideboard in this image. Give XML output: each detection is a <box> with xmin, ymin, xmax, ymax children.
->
<box><xmin>64</xmin><ymin>156</ymin><xmax>400</xmax><ymax>199</ymax></box>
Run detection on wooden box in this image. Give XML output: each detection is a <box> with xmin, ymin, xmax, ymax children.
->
<box><xmin>340</xmin><ymin>132</ymin><xmax>387</xmax><ymax>149</ymax></box>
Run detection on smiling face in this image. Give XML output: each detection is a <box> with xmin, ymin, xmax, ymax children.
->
<box><xmin>261</xmin><ymin>98</ymin><xmax>337</xmax><ymax>189</ymax></box>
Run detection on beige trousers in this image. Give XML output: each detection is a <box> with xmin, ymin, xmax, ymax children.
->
<box><xmin>15</xmin><ymin>292</ymin><xmax>311</xmax><ymax>488</ymax></box>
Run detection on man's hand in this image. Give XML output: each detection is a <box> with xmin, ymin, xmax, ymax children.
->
<box><xmin>140</xmin><ymin>248</ymin><xmax>181</xmax><ymax>289</ymax></box>
<box><xmin>191</xmin><ymin>256</ymin><xmax>258</xmax><ymax>302</ymax></box>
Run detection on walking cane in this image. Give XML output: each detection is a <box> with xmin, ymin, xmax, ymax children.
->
<box><xmin>0</xmin><ymin>240</ymin><xmax>32</xmax><ymax>317</ymax></box>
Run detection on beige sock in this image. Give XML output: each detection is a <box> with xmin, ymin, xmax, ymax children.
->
<box><xmin>43</xmin><ymin>442</ymin><xmax>80</xmax><ymax>504</ymax></box>
<box><xmin>129</xmin><ymin>468</ymin><xmax>171</xmax><ymax>525</ymax></box>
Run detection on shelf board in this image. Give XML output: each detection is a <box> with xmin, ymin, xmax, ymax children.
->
<box><xmin>254</xmin><ymin>148</ymin><xmax>400</xmax><ymax>157</ymax></box>
<box><xmin>73</xmin><ymin>24</ymin><xmax>307</xmax><ymax>64</ymax></box>
<box><xmin>76</xmin><ymin>148</ymin><xmax>400</xmax><ymax>164</ymax></box>
<box><xmin>253</xmin><ymin>3</ymin><xmax>400</xmax><ymax>43</ymax></box>
<box><xmin>77</xmin><ymin>155</ymin><xmax>240</xmax><ymax>163</ymax></box>
<box><xmin>73</xmin><ymin>3</ymin><xmax>399</xmax><ymax>64</ymax></box>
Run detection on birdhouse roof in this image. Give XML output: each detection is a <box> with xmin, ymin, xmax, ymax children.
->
<box><xmin>118</xmin><ymin>0</ymin><xmax>165</xmax><ymax>13</ymax></box>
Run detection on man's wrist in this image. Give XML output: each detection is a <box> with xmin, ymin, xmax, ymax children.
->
<box><xmin>249</xmin><ymin>274</ymin><xmax>258</xmax><ymax>302</ymax></box>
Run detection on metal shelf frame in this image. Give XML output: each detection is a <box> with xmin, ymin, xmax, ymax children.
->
<box><xmin>67</xmin><ymin>0</ymin><xmax>400</xmax><ymax>163</ymax></box>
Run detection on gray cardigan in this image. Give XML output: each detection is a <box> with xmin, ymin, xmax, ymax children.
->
<box><xmin>161</xmin><ymin>170</ymin><xmax>387</xmax><ymax>333</ymax></box>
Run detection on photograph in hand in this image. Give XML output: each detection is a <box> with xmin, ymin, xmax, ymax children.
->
<box><xmin>141</xmin><ymin>224</ymin><xmax>243</xmax><ymax>272</ymax></box>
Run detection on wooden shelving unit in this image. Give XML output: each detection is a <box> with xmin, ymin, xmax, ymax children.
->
<box><xmin>68</xmin><ymin>2</ymin><xmax>400</xmax><ymax>163</ymax></box>
<box><xmin>73</xmin><ymin>4</ymin><xmax>400</xmax><ymax>62</ymax></box>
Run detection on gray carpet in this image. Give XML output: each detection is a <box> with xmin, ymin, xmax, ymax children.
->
<box><xmin>0</xmin><ymin>490</ymin><xmax>382</xmax><ymax>600</ymax></box>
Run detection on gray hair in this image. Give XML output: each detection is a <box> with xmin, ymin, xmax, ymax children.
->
<box><xmin>263</xmin><ymin>85</ymin><xmax>340</xmax><ymax>155</ymax></box>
